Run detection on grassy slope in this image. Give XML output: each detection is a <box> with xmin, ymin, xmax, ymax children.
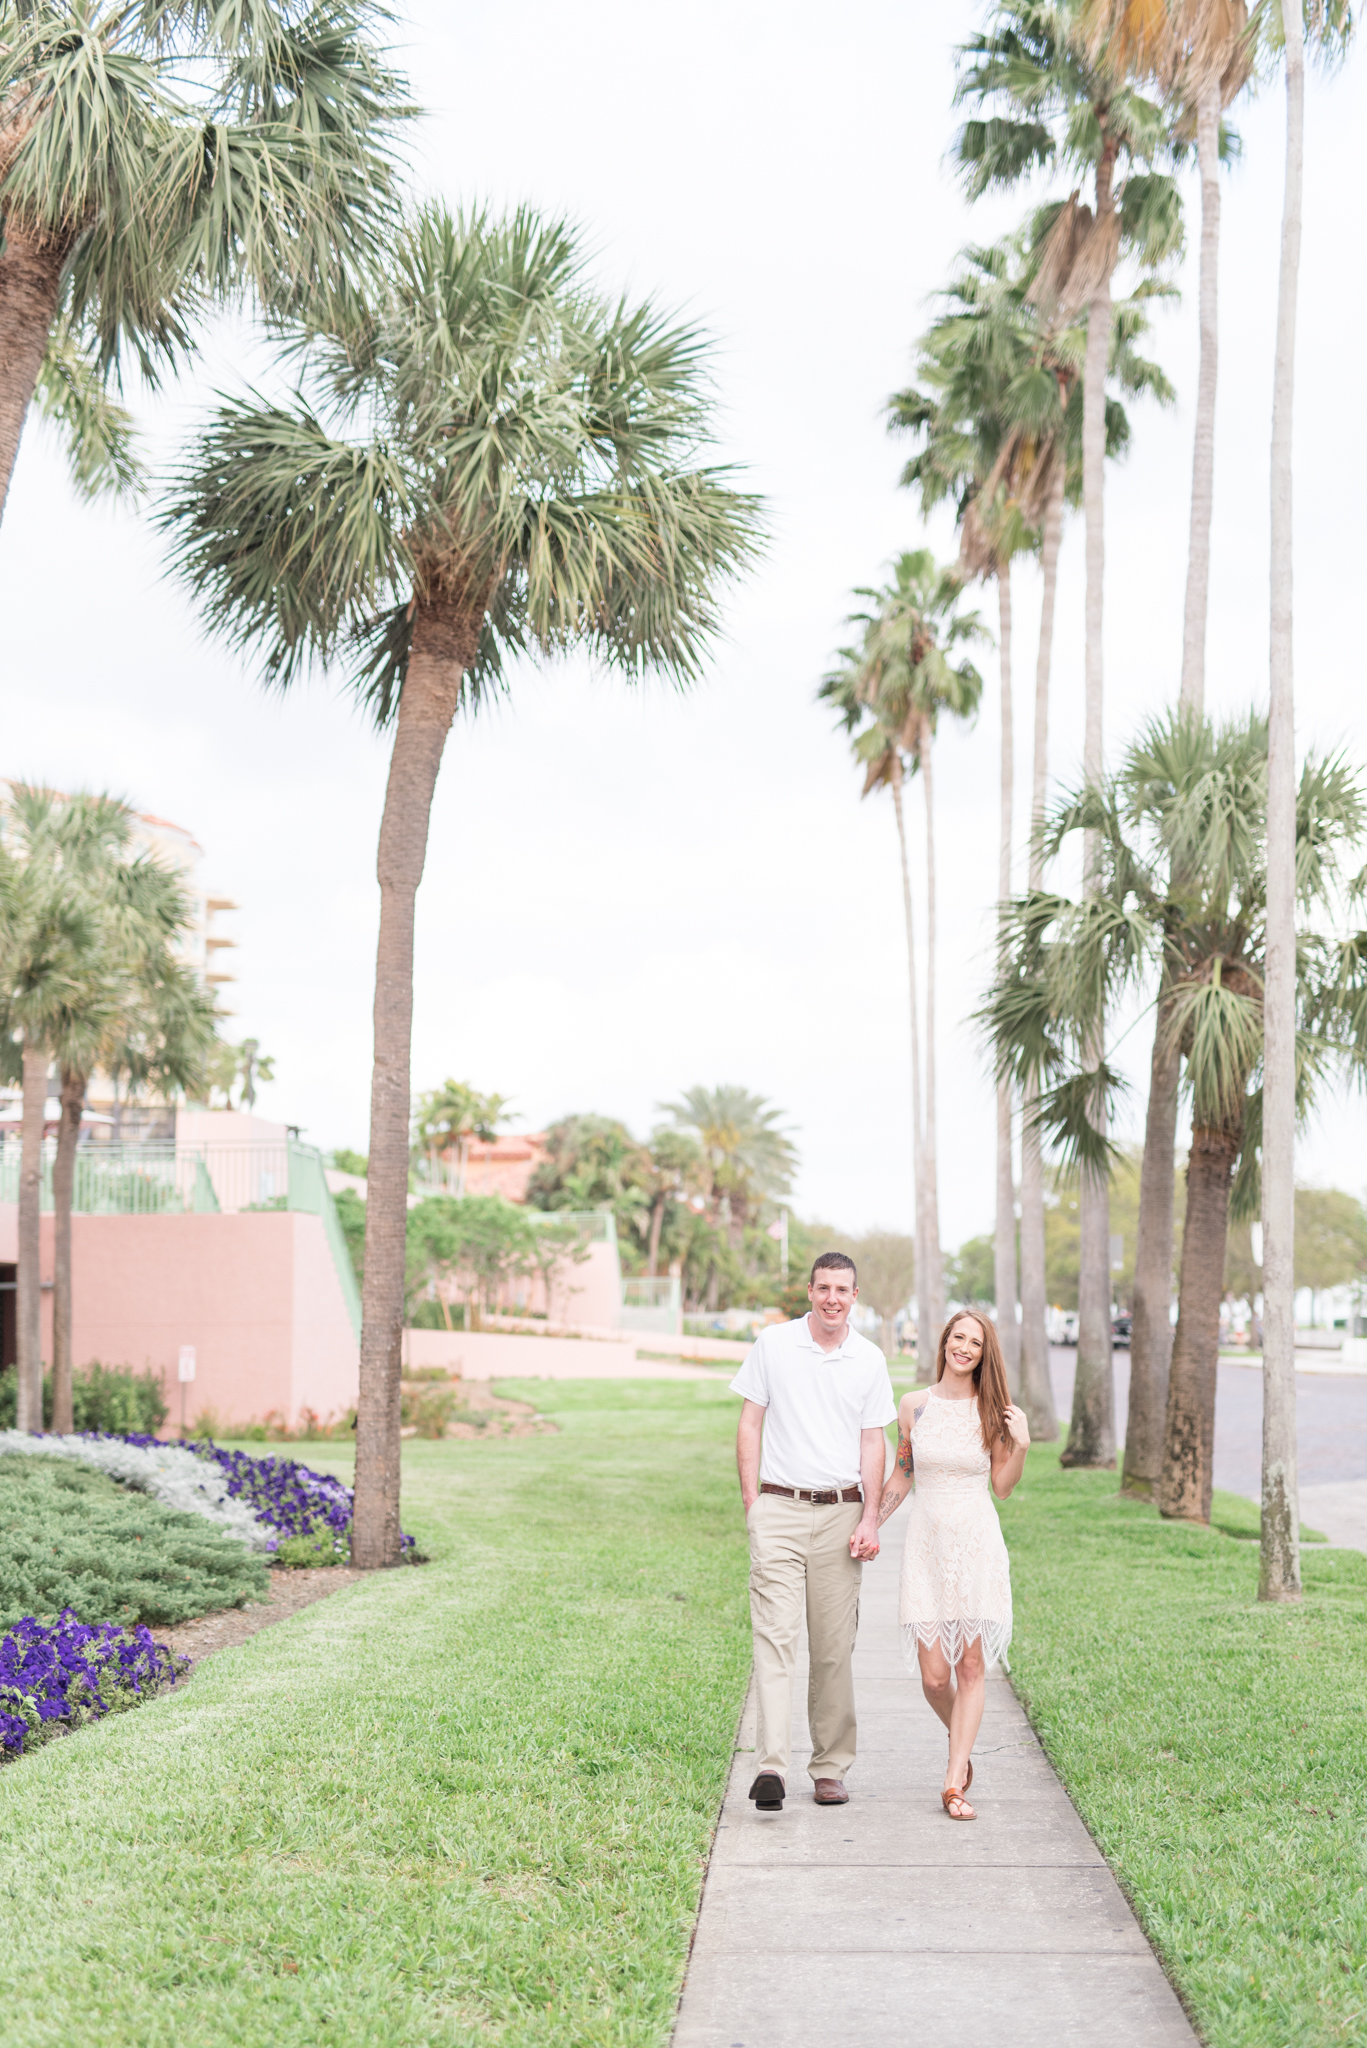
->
<box><xmin>1002</xmin><ymin>1444</ymin><xmax>1367</xmax><ymax>2048</ymax></box>
<box><xmin>0</xmin><ymin>1379</ymin><xmax>750</xmax><ymax>2048</ymax></box>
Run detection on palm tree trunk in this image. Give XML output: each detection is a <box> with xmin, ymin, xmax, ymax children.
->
<box><xmin>1064</xmin><ymin>148</ymin><xmax>1117</xmax><ymax>1470</ymax></box>
<box><xmin>1261</xmin><ymin>3</ymin><xmax>1305</xmax><ymax>1605</ymax></box>
<box><xmin>0</xmin><ymin>230</ymin><xmax>66</xmax><ymax>524</ymax></box>
<box><xmin>994</xmin><ymin>564</ymin><xmax>1020</xmax><ymax>1389</ymax></box>
<box><xmin>647</xmin><ymin>1194</ymin><xmax>666</xmax><ymax>1278</ymax></box>
<box><xmin>890</xmin><ymin>771</ymin><xmax>930</xmax><ymax>1367</ymax></box>
<box><xmin>920</xmin><ymin>736</ymin><xmax>945</xmax><ymax>1344</ymax></box>
<box><xmin>351</xmin><ymin>596</ymin><xmax>476</xmax><ymax>1568</ymax></box>
<box><xmin>15</xmin><ymin>1043</ymin><xmax>48</xmax><ymax>1431</ymax></box>
<box><xmin>1180</xmin><ymin>80</ymin><xmax>1221</xmax><ymax>721</ymax></box>
<box><xmin>1122</xmin><ymin>1021</ymin><xmax>1180</xmax><ymax>1497</ymax></box>
<box><xmin>51</xmin><ymin>1067</ymin><xmax>85</xmax><ymax>1435</ymax></box>
<box><xmin>1159</xmin><ymin>1124</ymin><xmax>1241</xmax><ymax>1524</ymax></box>
<box><xmin>1125</xmin><ymin>88</ymin><xmax>1223</xmax><ymax>1496</ymax></box>
<box><xmin>1018</xmin><ymin>458</ymin><xmax>1065</xmax><ymax>1442</ymax></box>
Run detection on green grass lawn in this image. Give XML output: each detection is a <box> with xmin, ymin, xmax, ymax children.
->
<box><xmin>0</xmin><ymin>1378</ymin><xmax>751</xmax><ymax>2048</ymax></box>
<box><xmin>1002</xmin><ymin>1443</ymin><xmax>1367</xmax><ymax>2048</ymax></box>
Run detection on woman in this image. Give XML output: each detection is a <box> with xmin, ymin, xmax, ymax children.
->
<box><xmin>875</xmin><ymin>1312</ymin><xmax>1030</xmax><ymax>1820</ymax></box>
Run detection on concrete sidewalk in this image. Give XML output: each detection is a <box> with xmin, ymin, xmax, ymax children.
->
<box><xmin>675</xmin><ymin>1500</ymin><xmax>1196</xmax><ymax>2048</ymax></box>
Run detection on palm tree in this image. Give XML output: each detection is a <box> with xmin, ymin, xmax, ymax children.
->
<box><xmin>0</xmin><ymin>786</ymin><xmax>216</xmax><ymax>1431</ymax></box>
<box><xmin>1260</xmin><ymin>0</ymin><xmax>1355</xmax><ymax>1600</ymax></box>
<box><xmin>890</xmin><ymin>224</ymin><xmax>1170</xmax><ymax>1429</ymax></box>
<box><xmin>1072</xmin><ymin>1</ymin><xmax>1255</xmax><ymax>1501</ymax></box>
<box><xmin>985</xmin><ymin>712</ymin><xmax>1365</xmax><ymax>1523</ymax></box>
<box><xmin>954</xmin><ymin>0</ymin><xmax>1184</xmax><ymax>1468</ymax></box>
<box><xmin>660</xmin><ymin>1086</ymin><xmax>797</xmax><ymax>1250</ymax></box>
<box><xmin>819</xmin><ymin>553</ymin><xmax>984</xmax><ymax>1363</ymax></box>
<box><xmin>161</xmin><ymin>205</ymin><xmax>762</xmax><ymax>1567</ymax></box>
<box><xmin>0</xmin><ymin>0</ymin><xmax>409</xmax><ymax>521</ymax></box>
<box><xmin>411</xmin><ymin>1081</ymin><xmax>511</xmax><ymax>1193</ymax></box>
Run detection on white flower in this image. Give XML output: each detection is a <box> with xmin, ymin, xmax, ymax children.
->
<box><xmin>0</xmin><ymin>1431</ymin><xmax>275</xmax><ymax>1552</ymax></box>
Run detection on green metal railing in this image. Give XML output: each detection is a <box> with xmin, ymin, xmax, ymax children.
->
<box><xmin>0</xmin><ymin>1138</ymin><xmax>361</xmax><ymax>1340</ymax></box>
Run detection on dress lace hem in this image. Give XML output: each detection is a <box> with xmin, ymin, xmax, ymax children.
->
<box><xmin>900</xmin><ymin>1617</ymin><xmax>1012</xmax><ymax>1673</ymax></box>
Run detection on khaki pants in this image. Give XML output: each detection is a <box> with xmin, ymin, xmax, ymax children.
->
<box><xmin>746</xmin><ymin>1491</ymin><xmax>862</xmax><ymax>1782</ymax></box>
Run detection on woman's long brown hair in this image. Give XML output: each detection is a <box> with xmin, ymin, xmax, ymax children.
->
<box><xmin>935</xmin><ymin>1313</ymin><xmax>1011</xmax><ymax>1452</ymax></box>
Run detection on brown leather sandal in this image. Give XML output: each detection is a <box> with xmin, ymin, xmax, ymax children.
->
<box><xmin>941</xmin><ymin>1785</ymin><xmax>977</xmax><ymax>1820</ymax></box>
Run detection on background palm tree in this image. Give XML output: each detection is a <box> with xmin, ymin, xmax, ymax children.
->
<box><xmin>660</xmin><ymin>1085</ymin><xmax>797</xmax><ymax>1255</ymax></box>
<box><xmin>986</xmin><ymin>712</ymin><xmax>1366</xmax><ymax>1524</ymax></box>
<box><xmin>162</xmin><ymin>205</ymin><xmax>763</xmax><ymax>1566</ymax></box>
<box><xmin>0</xmin><ymin>0</ymin><xmax>409</xmax><ymax>521</ymax></box>
<box><xmin>889</xmin><ymin>222</ymin><xmax>1169</xmax><ymax>1426</ymax></box>
<box><xmin>820</xmin><ymin>552</ymin><xmax>984</xmax><ymax>1363</ymax></box>
<box><xmin>953</xmin><ymin>0</ymin><xmax>1184</xmax><ymax>1467</ymax></box>
<box><xmin>1074</xmin><ymin>0</ymin><xmax>1254</xmax><ymax>1502</ymax></box>
<box><xmin>411</xmin><ymin>1080</ymin><xmax>511</xmax><ymax>1193</ymax></box>
<box><xmin>1259</xmin><ymin>0</ymin><xmax>1355</xmax><ymax>1602</ymax></box>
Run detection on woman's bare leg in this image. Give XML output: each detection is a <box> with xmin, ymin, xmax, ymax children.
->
<box><xmin>916</xmin><ymin>1637</ymin><xmax>954</xmax><ymax>1733</ymax></box>
<box><xmin>946</xmin><ymin>1640</ymin><xmax>986</xmax><ymax>1809</ymax></box>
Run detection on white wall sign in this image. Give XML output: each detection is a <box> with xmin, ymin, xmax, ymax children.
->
<box><xmin>178</xmin><ymin>1346</ymin><xmax>197</xmax><ymax>1383</ymax></box>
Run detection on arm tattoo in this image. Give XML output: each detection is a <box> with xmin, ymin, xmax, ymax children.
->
<box><xmin>896</xmin><ymin>1426</ymin><xmax>914</xmax><ymax>1476</ymax></box>
<box><xmin>876</xmin><ymin>1488</ymin><xmax>901</xmax><ymax>1527</ymax></box>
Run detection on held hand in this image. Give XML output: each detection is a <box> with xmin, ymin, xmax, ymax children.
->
<box><xmin>850</xmin><ymin>1518</ymin><xmax>881</xmax><ymax>1561</ymax></box>
<box><xmin>1003</xmin><ymin>1403</ymin><xmax>1031</xmax><ymax>1450</ymax></box>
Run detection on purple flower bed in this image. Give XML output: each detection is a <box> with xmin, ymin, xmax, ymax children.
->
<box><xmin>0</xmin><ymin>1610</ymin><xmax>185</xmax><ymax>1756</ymax></box>
<box><xmin>121</xmin><ymin>1435</ymin><xmax>415</xmax><ymax>1554</ymax></box>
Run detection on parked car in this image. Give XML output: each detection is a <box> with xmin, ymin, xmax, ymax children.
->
<box><xmin>1111</xmin><ymin>1313</ymin><xmax>1132</xmax><ymax>1348</ymax></box>
<box><xmin>1060</xmin><ymin>1312</ymin><xmax>1079</xmax><ymax>1346</ymax></box>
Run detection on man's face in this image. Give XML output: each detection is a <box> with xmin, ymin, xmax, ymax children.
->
<box><xmin>809</xmin><ymin>1267</ymin><xmax>856</xmax><ymax>1327</ymax></box>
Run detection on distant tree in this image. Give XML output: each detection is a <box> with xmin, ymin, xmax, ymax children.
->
<box><xmin>526</xmin><ymin>1114</ymin><xmax>653</xmax><ymax>1248</ymax></box>
<box><xmin>411</xmin><ymin>1081</ymin><xmax>511</xmax><ymax>1191</ymax></box>
<box><xmin>405</xmin><ymin>1195</ymin><xmax>538</xmax><ymax>1330</ymax></box>
<box><xmin>201</xmin><ymin>1037</ymin><xmax>275</xmax><ymax>1111</ymax></box>
<box><xmin>847</xmin><ymin>1230</ymin><xmax>917</xmax><ymax>1357</ymax></box>
<box><xmin>334</xmin><ymin>1187</ymin><xmax>367</xmax><ymax>1286</ymax></box>
<box><xmin>642</xmin><ymin>1126</ymin><xmax>707</xmax><ymax>1277</ymax></box>
<box><xmin>330</xmin><ymin>1148</ymin><xmax>369</xmax><ymax>1179</ymax></box>
<box><xmin>947</xmin><ymin>1234</ymin><xmax>997</xmax><ymax>1308</ymax></box>
<box><xmin>662</xmin><ymin>1086</ymin><xmax>798</xmax><ymax>1251</ymax></box>
<box><xmin>1293</xmin><ymin>1189</ymin><xmax>1367</xmax><ymax>1315</ymax></box>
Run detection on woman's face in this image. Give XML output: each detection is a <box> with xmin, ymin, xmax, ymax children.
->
<box><xmin>944</xmin><ymin>1318</ymin><xmax>984</xmax><ymax>1380</ymax></box>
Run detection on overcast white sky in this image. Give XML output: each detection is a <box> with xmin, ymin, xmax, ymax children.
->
<box><xmin>2</xmin><ymin>2</ymin><xmax>1364</xmax><ymax>1248</ymax></box>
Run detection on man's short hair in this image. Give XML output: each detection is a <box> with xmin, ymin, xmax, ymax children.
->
<box><xmin>810</xmin><ymin>1250</ymin><xmax>857</xmax><ymax>1288</ymax></box>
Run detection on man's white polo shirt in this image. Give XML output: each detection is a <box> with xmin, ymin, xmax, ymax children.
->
<box><xmin>729</xmin><ymin>1316</ymin><xmax>897</xmax><ymax>1490</ymax></box>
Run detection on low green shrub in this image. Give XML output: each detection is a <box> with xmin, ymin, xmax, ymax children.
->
<box><xmin>0</xmin><ymin>1361</ymin><xmax>168</xmax><ymax>1435</ymax></box>
<box><xmin>407</xmin><ymin>1296</ymin><xmax>466</xmax><ymax>1330</ymax></box>
<box><xmin>0</xmin><ymin>1453</ymin><xmax>268</xmax><ymax>1626</ymax></box>
<box><xmin>272</xmin><ymin>1530</ymin><xmax>348</xmax><ymax>1568</ymax></box>
<box><xmin>400</xmin><ymin>1384</ymin><xmax>461</xmax><ymax>1437</ymax></box>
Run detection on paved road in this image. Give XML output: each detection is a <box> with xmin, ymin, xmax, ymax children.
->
<box><xmin>674</xmin><ymin>1495</ymin><xmax>1196</xmax><ymax>2048</ymax></box>
<box><xmin>1046</xmin><ymin>1346</ymin><xmax>1367</xmax><ymax>1493</ymax></box>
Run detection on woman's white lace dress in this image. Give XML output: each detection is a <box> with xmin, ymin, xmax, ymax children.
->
<box><xmin>898</xmin><ymin>1392</ymin><xmax>1012</xmax><ymax>1671</ymax></box>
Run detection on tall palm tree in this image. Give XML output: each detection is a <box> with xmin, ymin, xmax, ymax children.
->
<box><xmin>1074</xmin><ymin>0</ymin><xmax>1254</xmax><ymax>1501</ymax></box>
<box><xmin>985</xmin><ymin>712</ymin><xmax>1365</xmax><ymax>1523</ymax></box>
<box><xmin>820</xmin><ymin>553</ymin><xmax>985</xmax><ymax>1363</ymax></box>
<box><xmin>890</xmin><ymin>224</ymin><xmax>1170</xmax><ymax>1430</ymax></box>
<box><xmin>162</xmin><ymin>205</ymin><xmax>762</xmax><ymax>1566</ymax></box>
<box><xmin>819</xmin><ymin>680</ymin><xmax>928</xmax><ymax>1328</ymax></box>
<box><xmin>660</xmin><ymin>1086</ymin><xmax>797</xmax><ymax>1248</ymax></box>
<box><xmin>954</xmin><ymin>0</ymin><xmax>1183</xmax><ymax>1467</ymax></box>
<box><xmin>0</xmin><ymin>0</ymin><xmax>409</xmax><ymax>521</ymax></box>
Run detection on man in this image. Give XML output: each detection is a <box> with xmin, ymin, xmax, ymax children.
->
<box><xmin>730</xmin><ymin>1251</ymin><xmax>895</xmax><ymax>1811</ymax></box>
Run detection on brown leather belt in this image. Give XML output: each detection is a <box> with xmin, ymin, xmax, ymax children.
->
<box><xmin>760</xmin><ymin>1483</ymin><xmax>862</xmax><ymax>1505</ymax></box>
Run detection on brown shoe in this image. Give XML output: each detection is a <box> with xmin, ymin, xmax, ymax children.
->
<box><xmin>812</xmin><ymin>1778</ymin><xmax>849</xmax><ymax>1805</ymax></box>
<box><xmin>748</xmin><ymin>1770</ymin><xmax>785</xmax><ymax>1810</ymax></box>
